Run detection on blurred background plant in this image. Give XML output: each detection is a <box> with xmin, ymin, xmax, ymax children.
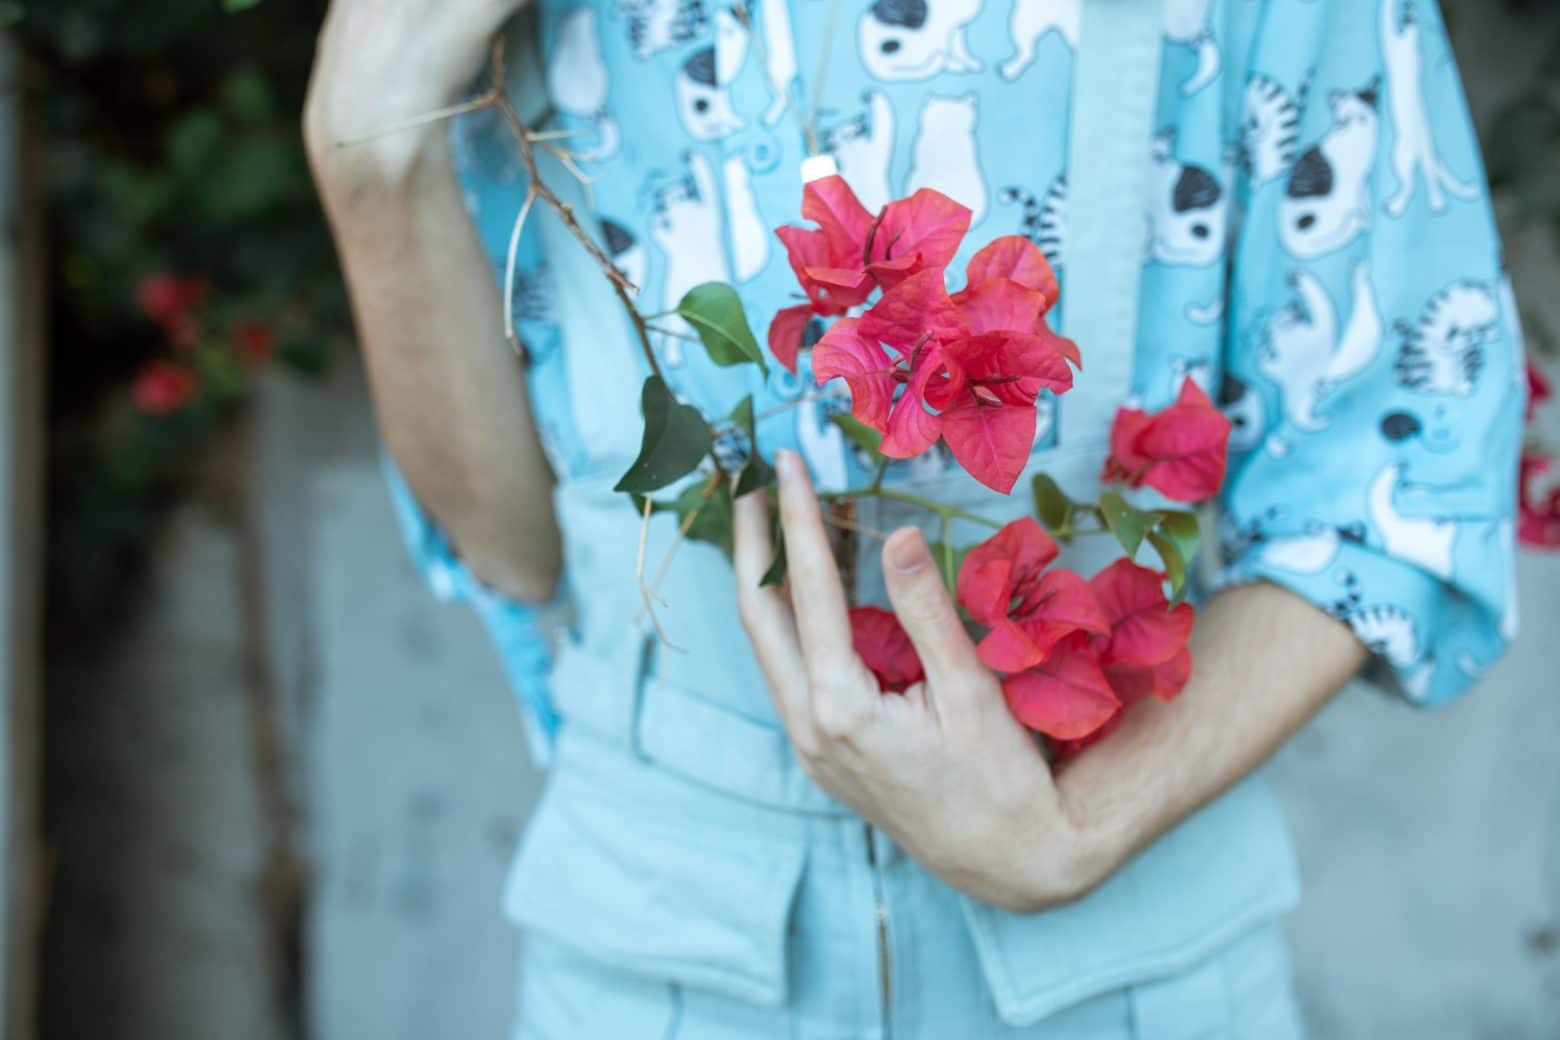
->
<box><xmin>15</xmin><ymin>0</ymin><xmax>346</xmax><ymax>638</ymax></box>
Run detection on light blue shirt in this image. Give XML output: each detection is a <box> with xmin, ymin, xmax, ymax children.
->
<box><xmin>394</xmin><ymin>0</ymin><xmax>1524</xmax><ymax>757</ymax></box>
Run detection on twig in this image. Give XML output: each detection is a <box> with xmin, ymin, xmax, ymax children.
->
<box><xmin>502</xmin><ymin>188</ymin><xmax>539</xmax><ymax>350</ymax></box>
<box><xmin>822</xmin><ymin>511</ymin><xmax>889</xmax><ymax>541</ymax></box>
<box><xmin>334</xmin><ymin>95</ymin><xmax>500</xmax><ymax>149</ymax></box>
<box><xmin>753</xmin><ymin>389</ymin><xmax>849</xmax><ymax>424</ymax></box>
<box><xmin>644</xmin><ymin>322</ymin><xmax>700</xmax><ymax>342</ymax></box>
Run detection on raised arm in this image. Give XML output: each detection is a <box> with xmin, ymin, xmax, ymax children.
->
<box><xmin>303</xmin><ymin>0</ymin><xmax>561</xmax><ymax>602</ymax></box>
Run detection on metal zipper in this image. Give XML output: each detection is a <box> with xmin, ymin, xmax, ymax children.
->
<box><xmin>863</xmin><ymin>823</ymin><xmax>892</xmax><ymax>1037</ymax></box>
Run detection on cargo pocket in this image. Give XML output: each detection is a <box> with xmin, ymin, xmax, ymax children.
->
<box><xmin>502</xmin><ymin>765</ymin><xmax>808</xmax><ymax>1013</ymax></box>
<box><xmin>959</xmin><ymin>776</ymin><xmax>1301</xmax><ymax>1028</ymax></box>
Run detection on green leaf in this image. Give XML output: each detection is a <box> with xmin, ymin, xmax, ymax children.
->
<box><xmin>224</xmin><ymin>0</ymin><xmax>264</xmax><ymax>11</ymax></box>
<box><xmin>614</xmin><ymin>376</ymin><xmax>713</xmax><ymax>493</ymax></box>
<box><xmin>830</xmin><ymin>411</ymin><xmax>885</xmax><ymax>459</ymax></box>
<box><xmin>760</xmin><ymin>500</ymin><xmax>788</xmax><ymax>586</ymax></box>
<box><xmin>1031</xmin><ymin>473</ymin><xmax>1071</xmax><ymax>533</ymax></box>
<box><xmin>676</xmin><ymin>481</ymin><xmax>734</xmax><ymax>557</ymax></box>
<box><xmin>1147</xmin><ymin>529</ymin><xmax>1189</xmax><ymax>605</ymax></box>
<box><xmin>726</xmin><ymin>396</ymin><xmax>776</xmax><ymax>497</ymax></box>
<box><xmin>1099</xmin><ymin>490</ymin><xmax>1149</xmax><ymax>559</ymax></box>
<box><xmin>629</xmin><ymin>480</ymin><xmax>735</xmax><ymax>558</ymax></box>
<box><xmin>676</xmin><ymin>282</ymin><xmax>768</xmax><ymax>376</ymax></box>
<box><xmin>1154</xmin><ymin>510</ymin><xmax>1201</xmax><ymax>573</ymax></box>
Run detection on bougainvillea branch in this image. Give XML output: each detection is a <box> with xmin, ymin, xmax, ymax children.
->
<box><xmin>341</xmin><ymin>33</ymin><xmax>1235</xmax><ymax>754</ymax></box>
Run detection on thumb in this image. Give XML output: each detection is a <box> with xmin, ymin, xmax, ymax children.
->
<box><xmin>882</xmin><ymin>527</ymin><xmax>985</xmax><ymax>693</ymax></box>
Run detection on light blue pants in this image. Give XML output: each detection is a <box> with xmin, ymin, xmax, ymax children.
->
<box><xmin>504</xmin><ymin>727</ymin><xmax>1304</xmax><ymax>1039</ymax></box>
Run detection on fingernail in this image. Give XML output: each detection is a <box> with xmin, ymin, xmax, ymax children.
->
<box><xmin>776</xmin><ymin>449</ymin><xmax>799</xmax><ymax>483</ymax></box>
<box><xmin>889</xmin><ymin>529</ymin><xmax>929</xmax><ymax>573</ymax></box>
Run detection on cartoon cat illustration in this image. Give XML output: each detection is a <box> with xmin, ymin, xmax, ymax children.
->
<box><xmin>1368</xmin><ymin>462</ymin><xmax>1456</xmax><ymax>580</ymax></box>
<box><xmin>648</xmin><ymin>153</ymin><xmax>730</xmax><ymax>366</ymax></box>
<box><xmin>755</xmin><ymin>0</ymin><xmax>800</xmax><ymax>125</ymax></box>
<box><xmin>796</xmin><ymin>389</ymin><xmax>851</xmax><ymax>492</ymax></box>
<box><xmin>722</xmin><ymin>153</ymin><xmax>771</xmax><ymax>282</ymax></box>
<box><xmin>858</xmin><ymin>0</ymin><xmax>984</xmax><ymax>82</ymax></box>
<box><xmin>1347</xmin><ymin>600</ymin><xmax>1434</xmax><ymax>699</ymax></box>
<box><xmin>1238</xmin><ymin>73</ymin><xmax>1303</xmax><ymax>186</ymax></box>
<box><xmin>601</xmin><ymin>216</ymin><xmax>649</xmax><ymax>291</ymax></box>
<box><xmin>1380</xmin><ymin>0</ymin><xmax>1477</xmax><ymax>216</ymax></box>
<box><xmin>1279</xmin><ymin>83</ymin><xmax>1380</xmax><ymax>259</ymax></box>
<box><xmin>1001</xmin><ymin>0</ymin><xmax>1077</xmax><ymax>81</ymax></box>
<box><xmin>1146</xmin><ymin>129</ymin><xmax>1225</xmax><ymax>267</ymax></box>
<box><xmin>616</xmin><ymin>0</ymin><xmax>709</xmax><ymax>58</ymax></box>
<box><xmin>999</xmin><ymin>175</ymin><xmax>1066</xmax><ymax>268</ymax></box>
<box><xmin>906</xmin><ymin>93</ymin><xmax>986</xmax><ymax>223</ymax></box>
<box><xmin>674</xmin><ymin>45</ymin><xmax>745</xmax><ymax>141</ymax></box>
<box><xmin>547</xmin><ymin>8</ymin><xmax>622</xmax><ymax>161</ymax></box>
<box><xmin>1393</xmin><ymin>281</ymin><xmax>1498</xmax><ymax>397</ymax></box>
<box><xmin>818</xmin><ymin>90</ymin><xmax>896</xmax><ymax>212</ymax></box>
<box><xmin>1164</xmin><ymin>0</ymin><xmax>1220</xmax><ymax>95</ymax></box>
<box><xmin>1258</xmin><ymin>264</ymin><xmax>1383</xmax><ymax>431</ymax></box>
<box><xmin>1218</xmin><ymin>372</ymin><xmax>1267</xmax><ymax>454</ymax></box>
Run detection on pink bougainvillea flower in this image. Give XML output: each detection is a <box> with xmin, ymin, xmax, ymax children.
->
<box><xmin>850</xmin><ymin>606</ymin><xmax>925</xmax><ymax>693</ymax></box>
<box><xmin>1045</xmin><ymin>560</ymin><xmax>1197</xmax><ymax>757</ymax></box>
<box><xmin>1528</xmin><ymin>359</ymin><xmax>1553</xmax><ymax>422</ymax></box>
<box><xmin>132</xmin><ymin>361</ymin><xmax>199</xmax><ymax>416</ymax></box>
<box><xmin>861</xmin><ymin>188</ymin><xmax>973</xmax><ymax>291</ymax></box>
<box><xmin>955</xmin><ymin>235</ymin><xmax>1061</xmax><ymax>312</ymax></box>
<box><xmin>1102</xmin><ymin>377</ymin><xmax>1231</xmax><ymax>502</ymax></box>
<box><xmin>819</xmin><ymin>238</ymin><xmax>1078</xmax><ymax>492</ymax></box>
<box><xmin>768</xmin><ymin>178</ymin><xmax>972</xmax><ymax>372</ymax></box>
<box><xmin>956</xmin><ymin>517</ymin><xmax>1109</xmax><ymax>672</ymax></box>
<box><xmin>1519</xmin><ymin>453</ymin><xmax>1560</xmax><ymax>549</ymax></box>
<box><xmin>137</xmin><ymin>274</ymin><xmax>209</xmax><ymax>327</ymax></box>
<box><xmin>1000</xmin><ymin>632</ymin><xmax>1120</xmax><ymax>740</ymax></box>
<box><xmin>1088</xmin><ymin>557</ymin><xmax>1195</xmax><ymax>681</ymax></box>
<box><xmin>231</xmin><ymin>320</ymin><xmax>276</xmax><ymax>367</ymax></box>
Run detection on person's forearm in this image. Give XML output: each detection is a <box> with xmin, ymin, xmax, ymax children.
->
<box><xmin>308</xmin><ymin>120</ymin><xmax>562</xmax><ymax>601</ymax></box>
<box><xmin>1053</xmin><ymin>580</ymin><xmax>1367</xmax><ymax>891</ymax></box>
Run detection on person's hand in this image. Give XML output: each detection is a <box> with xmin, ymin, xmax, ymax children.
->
<box><xmin>304</xmin><ymin>0</ymin><xmax>529</xmax><ymax>188</ymax></box>
<box><xmin>732</xmin><ymin>451</ymin><xmax>1106</xmax><ymax>912</ymax></box>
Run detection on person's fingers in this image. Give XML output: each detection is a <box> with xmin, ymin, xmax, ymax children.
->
<box><xmin>775</xmin><ymin>451</ymin><xmax>857</xmax><ymax>669</ymax></box>
<box><xmin>775</xmin><ymin>451</ymin><xmax>877</xmax><ymax>736</ymax></box>
<box><xmin>731</xmin><ymin>485</ymin><xmax>806</xmax><ymax>720</ymax></box>
<box><xmin>882</xmin><ymin>526</ymin><xmax>986</xmax><ymax>701</ymax></box>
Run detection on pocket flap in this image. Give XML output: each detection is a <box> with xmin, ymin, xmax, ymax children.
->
<box><xmin>960</xmin><ymin>775</ymin><xmax>1300</xmax><ymax>1026</ymax></box>
<box><xmin>503</xmin><ymin>768</ymin><xmax>807</xmax><ymax>1008</ymax></box>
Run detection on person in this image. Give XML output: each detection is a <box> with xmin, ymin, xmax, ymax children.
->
<box><xmin>305</xmin><ymin>0</ymin><xmax>1524</xmax><ymax>1034</ymax></box>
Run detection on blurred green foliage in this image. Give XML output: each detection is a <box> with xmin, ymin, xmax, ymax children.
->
<box><xmin>17</xmin><ymin>0</ymin><xmax>346</xmax><ymax>633</ymax></box>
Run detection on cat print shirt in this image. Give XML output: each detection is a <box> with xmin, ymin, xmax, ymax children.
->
<box><xmin>420</xmin><ymin>0</ymin><xmax>1523</xmax><ymax>740</ymax></box>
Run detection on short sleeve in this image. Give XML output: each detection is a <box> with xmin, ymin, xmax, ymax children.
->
<box><xmin>1217</xmin><ymin>0</ymin><xmax>1525</xmax><ymax>704</ymax></box>
<box><xmin>383</xmin><ymin>458</ymin><xmax>562</xmax><ymax>764</ymax></box>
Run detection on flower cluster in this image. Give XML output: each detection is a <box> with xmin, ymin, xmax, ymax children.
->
<box><xmin>772</xmin><ymin>176</ymin><xmax>1078</xmax><ymax>494</ymax></box>
<box><xmin>1521</xmin><ymin>360</ymin><xmax>1558</xmax><ymax>550</ymax></box>
<box><xmin>1100</xmin><ymin>379</ymin><xmax>1231</xmax><ymax>503</ymax></box>
<box><xmin>128</xmin><ymin>273</ymin><xmax>279</xmax><ymax>418</ymax></box>
<box><xmin>839</xmin><ymin>373</ymin><xmax>1229</xmax><ymax>753</ymax></box>
<box><xmin>956</xmin><ymin>518</ymin><xmax>1193</xmax><ymax>751</ymax></box>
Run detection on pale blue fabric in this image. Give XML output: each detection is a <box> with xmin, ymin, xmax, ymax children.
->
<box><xmin>381</xmin><ymin>0</ymin><xmax>1522</xmax><ymax>1032</ymax></box>
<box><xmin>438</xmin><ymin>0</ymin><xmax>1522</xmax><ymax>711</ymax></box>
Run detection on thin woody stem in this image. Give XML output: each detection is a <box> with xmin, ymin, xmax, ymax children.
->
<box><xmin>753</xmin><ymin>390</ymin><xmax>849</xmax><ymax>424</ymax></box>
<box><xmin>333</xmin><ymin>94</ymin><xmax>499</xmax><ymax>149</ymax></box>
<box><xmin>820</xmin><ymin>486</ymin><xmax>1004</xmax><ymax>530</ymax></box>
<box><xmin>502</xmin><ymin>188</ymin><xmax>539</xmax><ymax>350</ymax></box>
<box><xmin>822</xmin><ymin>511</ymin><xmax>890</xmax><ymax>541</ymax></box>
